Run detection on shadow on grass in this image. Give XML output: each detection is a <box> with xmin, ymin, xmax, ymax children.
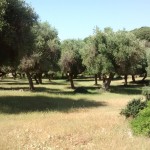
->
<box><xmin>0</xmin><ymin>87</ymin><xmax>29</xmax><ymax>91</ymax></box>
<box><xmin>110</xmin><ymin>84</ymin><xmax>144</xmax><ymax>95</ymax></box>
<box><xmin>129</xmin><ymin>80</ymin><xmax>150</xmax><ymax>85</ymax></box>
<box><xmin>35</xmin><ymin>87</ymin><xmax>75</xmax><ymax>95</ymax></box>
<box><xmin>42</xmin><ymin>81</ymin><xmax>67</xmax><ymax>85</ymax></box>
<box><xmin>0</xmin><ymin>82</ymin><xmax>29</xmax><ymax>86</ymax></box>
<box><xmin>74</xmin><ymin>79</ymin><xmax>95</xmax><ymax>82</ymax></box>
<box><xmin>0</xmin><ymin>96</ymin><xmax>106</xmax><ymax>114</ymax></box>
<box><xmin>0</xmin><ymin>80</ymin><xmax>18</xmax><ymax>83</ymax></box>
<box><xmin>36</xmin><ymin>86</ymin><xmax>101</xmax><ymax>95</ymax></box>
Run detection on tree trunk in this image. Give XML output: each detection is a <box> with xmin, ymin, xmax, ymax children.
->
<box><xmin>98</xmin><ymin>73</ymin><xmax>101</xmax><ymax>80</ymax></box>
<box><xmin>69</xmin><ymin>73</ymin><xmax>75</xmax><ymax>89</ymax></box>
<box><xmin>61</xmin><ymin>73</ymin><xmax>64</xmax><ymax>79</ymax></box>
<box><xmin>17</xmin><ymin>73</ymin><xmax>22</xmax><ymax>79</ymax></box>
<box><xmin>33</xmin><ymin>74</ymin><xmax>39</xmax><ymax>84</ymax></box>
<box><xmin>12</xmin><ymin>72</ymin><xmax>17</xmax><ymax>80</ymax></box>
<box><xmin>102</xmin><ymin>73</ymin><xmax>114</xmax><ymax>90</ymax></box>
<box><xmin>0</xmin><ymin>72</ymin><xmax>6</xmax><ymax>78</ymax></box>
<box><xmin>74</xmin><ymin>74</ymin><xmax>77</xmax><ymax>79</ymax></box>
<box><xmin>66</xmin><ymin>73</ymin><xmax>69</xmax><ymax>81</ymax></box>
<box><xmin>132</xmin><ymin>75</ymin><xmax>136</xmax><ymax>82</ymax></box>
<box><xmin>37</xmin><ymin>73</ymin><xmax>42</xmax><ymax>84</ymax></box>
<box><xmin>94</xmin><ymin>74</ymin><xmax>98</xmax><ymax>85</ymax></box>
<box><xmin>102</xmin><ymin>74</ymin><xmax>106</xmax><ymax>84</ymax></box>
<box><xmin>26</xmin><ymin>72</ymin><xmax>34</xmax><ymax>91</ymax></box>
<box><xmin>124</xmin><ymin>75</ymin><xmax>128</xmax><ymax>86</ymax></box>
<box><xmin>142</xmin><ymin>72</ymin><xmax>147</xmax><ymax>81</ymax></box>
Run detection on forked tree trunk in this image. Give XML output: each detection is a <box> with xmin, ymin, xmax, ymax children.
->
<box><xmin>102</xmin><ymin>73</ymin><xmax>114</xmax><ymax>90</ymax></box>
<box><xmin>132</xmin><ymin>75</ymin><xmax>136</xmax><ymax>82</ymax></box>
<box><xmin>26</xmin><ymin>72</ymin><xmax>34</xmax><ymax>91</ymax></box>
<box><xmin>69</xmin><ymin>73</ymin><xmax>75</xmax><ymax>89</ymax></box>
<box><xmin>94</xmin><ymin>74</ymin><xmax>98</xmax><ymax>85</ymax></box>
<box><xmin>124</xmin><ymin>75</ymin><xmax>128</xmax><ymax>86</ymax></box>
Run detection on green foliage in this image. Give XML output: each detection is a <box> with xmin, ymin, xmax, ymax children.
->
<box><xmin>82</xmin><ymin>35</ymin><xmax>102</xmax><ymax>75</ymax></box>
<box><xmin>33</xmin><ymin>22</ymin><xmax>61</xmax><ymax>72</ymax></box>
<box><xmin>132</xmin><ymin>27</ymin><xmax>150</xmax><ymax>42</ymax></box>
<box><xmin>120</xmin><ymin>99</ymin><xmax>147</xmax><ymax>118</ymax></box>
<box><xmin>82</xmin><ymin>28</ymin><xmax>147</xmax><ymax>89</ymax></box>
<box><xmin>19</xmin><ymin>54</ymin><xmax>40</xmax><ymax>72</ymax></box>
<box><xmin>131</xmin><ymin>101</ymin><xmax>150</xmax><ymax>136</ymax></box>
<box><xmin>0</xmin><ymin>0</ymin><xmax>6</xmax><ymax>30</ymax></box>
<box><xmin>146</xmin><ymin>53</ymin><xmax>150</xmax><ymax>76</ymax></box>
<box><xmin>59</xmin><ymin>39</ymin><xmax>85</xmax><ymax>74</ymax></box>
<box><xmin>0</xmin><ymin>0</ymin><xmax>38</xmax><ymax>65</ymax></box>
<box><xmin>115</xmin><ymin>31</ymin><xmax>147</xmax><ymax>76</ymax></box>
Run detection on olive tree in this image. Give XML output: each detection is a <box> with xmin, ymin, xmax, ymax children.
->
<box><xmin>32</xmin><ymin>22</ymin><xmax>60</xmax><ymax>84</ymax></box>
<box><xmin>115</xmin><ymin>31</ymin><xmax>147</xmax><ymax>85</ymax></box>
<box><xmin>59</xmin><ymin>39</ymin><xmax>85</xmax><ymax>89</ymax></box>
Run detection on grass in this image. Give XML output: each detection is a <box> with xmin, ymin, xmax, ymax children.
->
<box><xmin>0</xmin><ymin>77</ymin><xmax>150</xmax><ymax>150</ymax></box>
<box><xmin>131</xmin><ymin>101</ymin><xmax>150</xmax><ymax>136</ymax></box>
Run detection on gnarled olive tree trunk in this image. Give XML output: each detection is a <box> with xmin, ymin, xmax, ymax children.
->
<box><xmin>102</xmin><ymin>73</ymin><xmax>114</xmax><ymax>90</ymax></box>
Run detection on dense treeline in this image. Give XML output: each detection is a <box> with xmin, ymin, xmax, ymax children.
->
<box><xmin>0</xmin><ymin>0</ymin><xmax>150</xmax><ymax>90</ymax></box>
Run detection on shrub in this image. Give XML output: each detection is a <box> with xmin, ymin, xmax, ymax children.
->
<box><xmin>74</xmin><ymin>87</ymin><xmax>89</xmax><ymax>94</ymax></box>
<box><xmin>120</xmin><ymin>98</ymin><xmax>147</xmax><ymax>118</ymax></box>
<box><xmin>131</xmin><ymin>101</ymin><xmax>150</xmax><ymax>136</ymax></box>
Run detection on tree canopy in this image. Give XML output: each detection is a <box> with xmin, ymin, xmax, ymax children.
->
<box><xmin>0</xmin><ymin>0</ymin><xmax>38</xmax><ymax>65</ymax></box>
<box><xmin>59</xmin><ymin>39</ymin><xmax>85</xmax><ymax>88</ymax></box>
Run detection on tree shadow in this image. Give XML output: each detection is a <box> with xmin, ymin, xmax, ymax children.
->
<box><xmin>35</xmin><ymin>87</ymin><xmax>75</xmax><ymax>95</ymax></box>
<box><xmin>74</xmin><ymin>79</ymin><xmax>95</xmax><ymax>82</ymax></box>
<box><xmin>0</xmin><ymin>80</ymin><xmax>18</xmax><ymax>83</ymax></box>
<box><xmin>0</xmin><ymin>96</ymin><xmax>107</xmax><ymax>114</ymax></box>
<box><xmin>110</xmin><ymin>84</ymin><xmax>143</xmax><ymax>95</ymax></box>
<box><xmin>73</xmin><ymin>86</ymin><xmax>101</xmax><ymax>94</ymax></box>
<box><xmin>129</xmin><ymin>79</ymin><xmax>149</xmax><ymax>86</ymax></box>
<box><xmin>0</xmin><ymin>82</ymin><xmax>29</xmax><ymax>85</ymax></box>
<box><xmin>42</xmin><ymin>81</ymin><xmax>67</xmax><ymax>85</ymax></box>
<box><xmin>0</xmin><ymin>87</ymin><xmax>29</xmax><ymax>91</ymax></box>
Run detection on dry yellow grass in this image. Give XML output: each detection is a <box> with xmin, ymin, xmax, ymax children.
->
<box><xmin>0</xmin><ymin>77</ymin><xmax>150</xmax><ymax>150</ymax></box>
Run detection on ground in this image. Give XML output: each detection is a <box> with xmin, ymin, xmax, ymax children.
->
<box><xmin>0</xmin><ymin>77</ymin><xmax>150</xmax><ymax>150</ymax></box>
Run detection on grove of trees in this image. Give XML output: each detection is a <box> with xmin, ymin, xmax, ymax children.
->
<box><xmin>1</xmin><ymin>0</ymin><xmax>150</xmax><ymax>90</ymax></box>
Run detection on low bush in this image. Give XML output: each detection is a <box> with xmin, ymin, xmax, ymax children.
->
<box><xmin>74</xmin><ymin>87</ymin><xmax>89</xmax><ymax>94</ymax></box>
<box><xmin>120</xmin><ymin>98</ymin><xmax>147</xmax><ymax>118</ymax></box>
<box><xmin>131</xmin><ymin>101</ymin><xmax>150</xmax><ymax>136</ymax></box>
